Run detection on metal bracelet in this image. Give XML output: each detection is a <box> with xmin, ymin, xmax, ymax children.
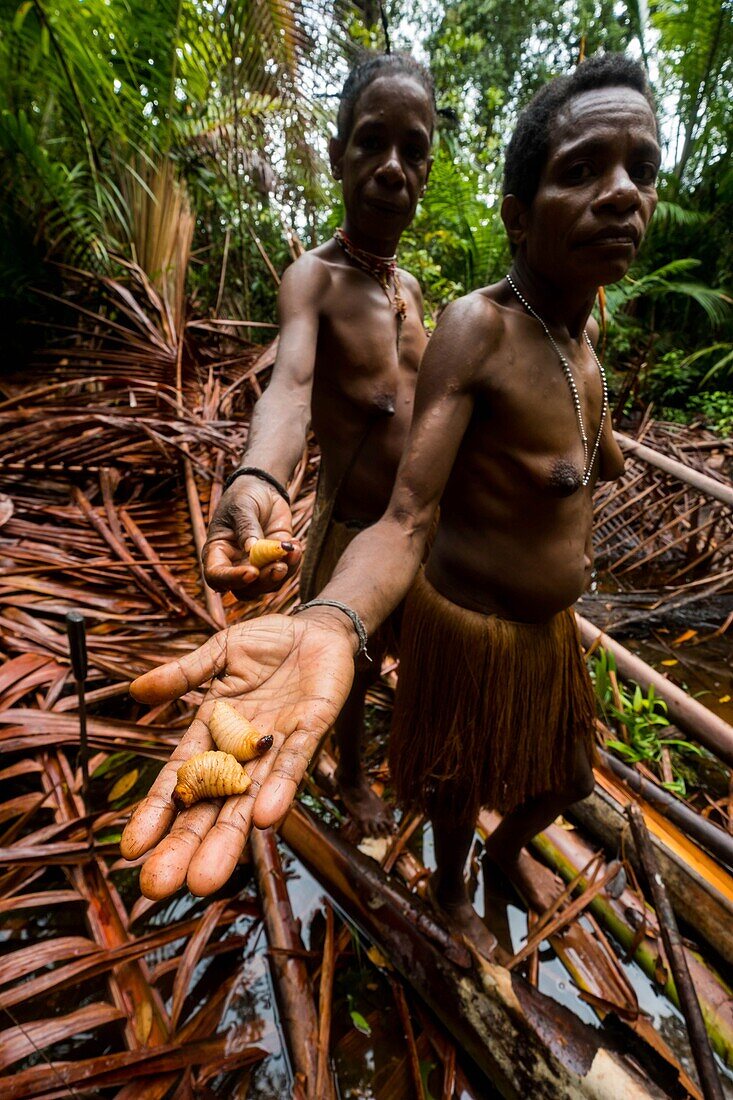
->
<box><xmin>223</xmin><ymin>466</ymin><xmax>290</xmax><ymax>504</ymax></box>
<box><xmin>294</xmin><ymin>599</ymin><xmax>371</xmax><ymax>661</ymax></box>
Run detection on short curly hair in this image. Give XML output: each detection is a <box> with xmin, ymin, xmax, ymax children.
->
<box><xmin>336</xmin><ymin>52</ymin><xmax>436</xmax><ymax>142</ymax></box>
<box><xmin>503</xmin><ymin>53</ymin><xmax>657</xmax><ymax>205</ymax></box>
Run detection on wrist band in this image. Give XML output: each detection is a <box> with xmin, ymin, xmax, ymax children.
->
<box><xmin>223</xmin><ymin>466</ymin><xmax>290</xmax><ymax>504</ymax></box>
<box><xmin>294</xmin><ymin>599</ymin><xmax>371</xmax><ymax>661</ymax></box>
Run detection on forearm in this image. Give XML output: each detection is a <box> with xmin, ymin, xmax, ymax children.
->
<box><xmin>311</xmin><ymin>511</ymin><xmax>428</xmax><ymax>639</ymax></box>
<box><xmin>237</xmin><ymin>382</ymin><xmax>310</xmax><ymax>487</ymax></box>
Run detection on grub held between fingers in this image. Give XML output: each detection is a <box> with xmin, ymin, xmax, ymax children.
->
<box><xmin>248</xmin><ymin>538</ymin><xmax>291</xmax><ymax>568</ymax></box>
<box><xmin>209</xmin><ymin>699</ymin><xmax>274</xmax><ymax>761</ymax></box>
<box><xmin>172</xmin><ymin>750</ymin><xmax>251</xmax><ymax>808</ymax></box>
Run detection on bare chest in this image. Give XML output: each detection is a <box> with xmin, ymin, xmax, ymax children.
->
<box><xmin>314</xmin><ymin>276</ymin><xmax>425</xmax><ymax>418</ymax></box>
<box><xmin>472</xmin><ymin>338</ymin><xmax>607</xmax><ymax>497</ymax></box>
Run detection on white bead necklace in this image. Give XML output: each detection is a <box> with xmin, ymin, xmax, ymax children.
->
<box><xmin>506</xmin><ymin>273</ymin><xmax>608</xmax><ymax>487</ymax></box>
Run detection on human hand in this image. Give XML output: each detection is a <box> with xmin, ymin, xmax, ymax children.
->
<box><xmin>120</xmin><ymin>612</ymin><xmax>355</xmax><ymax>898</ymax></box>
<box><xmin>202</xmin><ymin>476</ymin><xmax>301</xmax><ymax>598</ymax></box>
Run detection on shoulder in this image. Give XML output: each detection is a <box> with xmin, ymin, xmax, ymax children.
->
<box><xmin>397</xmin><ymin>268</ymin><xmax>423</xmax><ymax>297</ymax></box>
<box><xmin>432</xmin><ymin>290</ymin><xmax>506</xmax><ymax>357</ymax></box>
<box><xmin>281</xmin><ymin>250</ymin><xmax>332</xmax><ymax>293</ymax></box>
<box><xmin>278</xmin><ymin>251</ymin><xmax>332</xmax><ymax>315</ymax></box>
<box><xmin>418</xmin><ymin>290</ymin><xmax>506</xmax><ymax>391</ymax></box>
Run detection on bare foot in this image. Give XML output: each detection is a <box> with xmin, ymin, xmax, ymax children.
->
<box><xmin>428</xmin><ymin>874</ymin><xmax>497</xmax><ymax>960</ymax></box>
<box><xmin>336</xmin><ymin>769</ymin><xmax>395</xmax><ymax>837</ymax></box>
<box><xmin>487</xmin><ymin>847</ymin><xmax>566</xmax><ymax>916</ymax></box>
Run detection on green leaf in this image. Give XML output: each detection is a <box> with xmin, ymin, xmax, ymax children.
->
<box><xmin>13</xmin><ymin>0</ymin><xmax>33</xmax><ymax>33</ymax></box>
<box><xmin>349</xmin><ymin>1009</ymin><xmax>371</xmax><ymax>1036</ymax></box>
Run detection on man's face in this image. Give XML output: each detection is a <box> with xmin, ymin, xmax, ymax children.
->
<box><xmin>522</xmin><ymin>86</ymin><xmax>660</xmax><ymax>287</ymax></box>
<box><xmin>331</xmin><ymin>74</ymin><xmax>433</xmax><ymax>243</ymax></box>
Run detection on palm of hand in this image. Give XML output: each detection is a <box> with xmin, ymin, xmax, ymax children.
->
<box><xmin>121</xmin><ymin>615</ymin><xmax>354</xmax><ymax>898</ymax></box>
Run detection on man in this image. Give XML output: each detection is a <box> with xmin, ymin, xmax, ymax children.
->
<box><xmin>201</xmin><ymin>52</ymin><xmax>436</xmax><ymax>835</ymax></box>
<box><xmin>123</xmin><ymin>55</ymin><xmax>659</xmax><ymax>955</ymax></box>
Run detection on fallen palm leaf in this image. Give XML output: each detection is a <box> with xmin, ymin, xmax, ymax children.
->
<box><xmin>0</xmin><ymin>1002</ymin><xmax>125</xmax><ymax>1073</ymax></box>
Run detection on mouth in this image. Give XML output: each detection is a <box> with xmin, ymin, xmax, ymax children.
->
<box><xmin>366</xmin><ymin>198</ymin><xmax>407</xmax><ymax>215</ymax></box>
<box><xmin>582</xmin><ymin>225</ymin><xmax>640</xmax><ymax>248</ymax></box>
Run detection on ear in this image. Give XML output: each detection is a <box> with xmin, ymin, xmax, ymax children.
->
<box><xmin>501</xmin><ymin>194</ymin><xmax>529</xmax><ymax>250</ymax></box>
<box><xmin>329</xmin><ymin>136</ymin><xmax>345</xmax><ymax>181</ymax></box>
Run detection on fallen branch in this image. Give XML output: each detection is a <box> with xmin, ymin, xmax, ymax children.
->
<box><xmin>627</xmin><ymin>804</ymin><xmax>724</xmax><ymax>1100</ymax></box>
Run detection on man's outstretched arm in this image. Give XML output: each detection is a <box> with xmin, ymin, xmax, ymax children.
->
<box><xmin>122</xmin><ymin>295</ymin><xmax>493</xmax><ymax>896</ymax></box>
<box><xmin>202</xmin><ymin>256</ymin><xmax>329</xmax><ymax>597</ymax></box>
<box><xmin>121</xmin><ymin>611</ymin><xmax>356</xmax><ymax>897</ymax></box>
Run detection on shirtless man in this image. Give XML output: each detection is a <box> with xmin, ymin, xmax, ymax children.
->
<box><xmin>202</xmin><ymin>52</ymin><xmax>435</xmax><ymax>835</ymax></box>
<box><xmin>122</xmin><ymin>54</ymin><xmax>659</xmax><ymax>947</ymax></box>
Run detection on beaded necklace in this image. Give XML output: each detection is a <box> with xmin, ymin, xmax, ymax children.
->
<box><xmin>506</xmin><ymin>273</ymin><xmax>608</xmax><ymax>487</ymax></box>
<box><xmin>334</xmin><ymin>227</ymin><xmax>407</xmax><ymax>348</ymax></box>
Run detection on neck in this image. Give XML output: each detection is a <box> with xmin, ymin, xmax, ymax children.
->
<box><xmin>509</xmin><ymin>256</ymin><xmax>596</xmax><ymax>340</ymax></box>
<box><xmin>341</xmin><ymin>216</ymin><xmax>400</xmax><ymax>258</ymax></box>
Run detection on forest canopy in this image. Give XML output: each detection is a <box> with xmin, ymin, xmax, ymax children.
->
<box><xmin>1</xmin><ymin>0</ymin><xmax>731</xmax><ymax>430</ymax></box>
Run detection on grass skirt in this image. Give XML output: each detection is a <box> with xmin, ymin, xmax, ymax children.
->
<box><xmin>389</xmin><ymin>570</ymin><xmax>595</xmax><ymax>824</ymax></box>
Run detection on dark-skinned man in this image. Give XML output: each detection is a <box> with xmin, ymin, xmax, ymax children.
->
<box><xmin>123</xmin><ymin>55</ymin><xmax>659</xmax><ymax>958</ymax></box>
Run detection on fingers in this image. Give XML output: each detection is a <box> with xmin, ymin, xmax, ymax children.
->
<box><xmin>139</xmin><ymin>801</ymin><xmax>221</xmax><ymax>899</ymax></box>
<box><xmin>187</xmin><ymin>740</ymin><xmax>278</xmax><ymax>892</ymax></box>
<box><xmin>252</xmin><ymin>727</ymin><xmax>323</xmax><ymax>829</ymax></box>
<box><xmin>131</xmin><ymin>632</ymin><xmax>228</xmax><ymax>704</ymax></box>
<box><xmin>120</xmin><ymin>717</ymin><xmax>214</xmax><ymax>858</ymax></box>
<box><xmin>205</xmin><ymin>540</ymin><xmax>302</xmax><ymax>598</ymax></box>
<box><xmin>203</xmin><ymin>538</ymin><xmax>258</xmax><ymax>591</ymax></box>
<box><xmin>186</xmin><ymin>792</ymin><xmax>255</xmax><ymax>895</ymax></box>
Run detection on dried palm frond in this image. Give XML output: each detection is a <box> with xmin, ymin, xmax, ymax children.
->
<box><xmin>594</xmin><ymin>422</ymin><xmax>733</xmax><ymax>596</ymax></box>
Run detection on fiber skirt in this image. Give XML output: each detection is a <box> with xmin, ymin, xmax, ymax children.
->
<box><xmin>389</xmin><ymin>569</ymin><xmax>596</xmax><ymax>824</ymax></box>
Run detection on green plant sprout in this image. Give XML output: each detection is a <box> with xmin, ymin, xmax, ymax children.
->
<box><xmin>589</xmin><ymin>646</ymin><xmax>704</xmax><ymax>797</ymax></box>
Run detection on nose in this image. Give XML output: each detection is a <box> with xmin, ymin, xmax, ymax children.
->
<box><xmin>375</xmin><ymin>146</ymin><xmax>406</xmax><ymax>188</ymax></box>
<box><xmin>594</xmin><ymin>166</ymin><xmax>641</xmax><ymax>214</ymax></box>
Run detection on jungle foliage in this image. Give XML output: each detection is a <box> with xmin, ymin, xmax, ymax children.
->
<box><xmin>0</xmin><ymin>0</ymin><xmax>731</xmax><ymax>428</ymax></box>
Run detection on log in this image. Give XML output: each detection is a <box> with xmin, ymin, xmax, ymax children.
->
<box><xmin>250</xmin><ymin>827</ymin><xmax>332</xmax><ymax>1100</ymax></box>
<box><xmin>531</xmin><ymin>818</ymin><xmax>733</xmax><ymax>1069</ymax></box>
<box><xmin>280</xmin><ymin>803</ymin><xmax>676</xmax><ymax>1099</ymax></box>
<box><xmin>571</xmin><ymin>777</ymin><xmax>733</xmax><ymax>967</ymax></box>
<box><xmin>576</xmin><ymin>614</ymin><xmax>733</xmax><ymax>767</ymax></box>
<box><xmin>599</xmin><ymin>750</ymin><xmax>733</xmax><ymax>872</ymax></box>
<box><xmin>628</xmin><ymin>804</ymin><xmax>724</xmax><ymax>1100</ymax></box>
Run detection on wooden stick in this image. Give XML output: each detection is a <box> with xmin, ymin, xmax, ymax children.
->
<box><xmin>600</xmin><ymin>748</ymin><xmax>733</xmax><ymax>871</ymax></box>
<box><xmin>627</xmin><ymin>803</ymin><xmax>724</xmax><ymax>1100</ymax></box>
<box><xmin>250</xmin><ymin>828</ymin><xmax>333</xmax><ymax>1100</ymax></box>
<box><xmin>388</xmin><ymin>976</ymin><xmax>424</xmax><ymax>1099</ymax></box>
<box><xmin>315</xmin><ymin>901</ymin><xmax>335</xmax><ymax>1100</ymax></box>
<box><xmin>507</xmin><ymin>862</ymin><xmax>623</xmax><ymax>971</ymax></box>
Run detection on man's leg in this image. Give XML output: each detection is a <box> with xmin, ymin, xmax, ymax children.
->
<box><xmin>334</xmin><ymin>665</ymin><xmax>395</xmax><ymax>836</ymax></box>
<box><xmin>483</xmin><ymin>741</ymin><xmax>595</xmax><ymax>913</ymax></box>
<box><xmin>429</xmin><ymin>813</ymin><xmax>497</xmax><ymax>959</ymax></box>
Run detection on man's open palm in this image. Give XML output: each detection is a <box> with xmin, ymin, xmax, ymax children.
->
<box><xmin>121</xmin><ymin>614</ymin><xmax>355</xmax><ymax>898</ymax></box>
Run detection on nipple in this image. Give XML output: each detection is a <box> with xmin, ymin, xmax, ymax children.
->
<box><xmin>373</xmin><ymin>392</ymin><xmax>396</xmax><ymax>416</ymax></box>
<box><xmin>549</xmin><ymin>459</ymin><xmax>583</xmax><ymax>497</ymax></box>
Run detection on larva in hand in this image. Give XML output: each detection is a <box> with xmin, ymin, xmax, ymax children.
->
<box><xmin>172</xmin><ymin>750</ymin><xmax>251</xmax><ymax>809</ymax></box>
<box><xmin>248</xmin><ymin>538</ymin><xmax>294</xmax><ymax>568</ymax></box>
<box><xmin>209</xmin><ymin>700</ymin><xmax>273</xmax><ymax>762</ymax></box>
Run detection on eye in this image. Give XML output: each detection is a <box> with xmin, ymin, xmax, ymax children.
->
<box><xmin>404</xmin><ymin>143</ymin><xmax>427</xmax><ymax>163</ymax></box>
<box><xmin>632</xmin><ymin>162</ymin><xmax>658</xmax><ymax>185</ymax></box>
<box><xmin>566</xmin><ymin>162</ymin><xmax>594</xmax><ymax>182</ymax></box>
<box><xmin>358</xmin><ymin>132</ymin><xmax>383</xmax><ymax>152</ymax></box>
